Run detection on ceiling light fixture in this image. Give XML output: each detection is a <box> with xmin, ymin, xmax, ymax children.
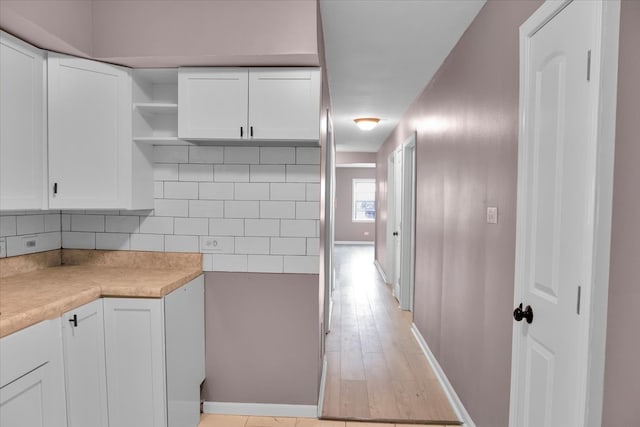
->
<box><xmin>354</xmin><ymin>117</ymin><xmax>380</xmax><ymax>131</ymax></box>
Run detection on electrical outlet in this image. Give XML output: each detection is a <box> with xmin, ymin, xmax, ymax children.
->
<box><xmin>364</xmin><ymin>231</ymin><xmax>370</xmax><ymax>236</ymax></box>
<box><xmin>22</xmin><ymin>235</ymin><xmax>39</xmax><ymax>250</ymax></box>
<box><xmin>487</xmin><ymin>207</ymin><xmax>498</xmax><ymax>224</ymax></box>
<box><xmin>200</xmin><ymin>236</ymin><xmax>233</xmax><ymax>253</ymax></box>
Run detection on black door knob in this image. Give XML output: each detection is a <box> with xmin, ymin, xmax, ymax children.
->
<box><xmin>513</xmin><ymin>303</ymin><xmax>533</xmax><ymax>324</ymax></box>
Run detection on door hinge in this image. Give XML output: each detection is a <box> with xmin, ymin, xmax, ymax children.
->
<box><xmin>587</xmin><ymin>50</ymin><xmax>591</xmax><ymax>82</ymax></box>
<box><xmin>577</xmin><ymin>286</ymin><xmax>582</xmax><ymax>315</ymax></box>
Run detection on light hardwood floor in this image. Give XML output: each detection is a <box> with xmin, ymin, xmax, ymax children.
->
<box><xmin>199</xmin><ymin>414</ymin><xmax>453</xmax><ymax>427</ymax></box>
<box><xmin>321</xmin><ymin>245</ymin><xmax>460</xmax><ymax>425</ymax></box>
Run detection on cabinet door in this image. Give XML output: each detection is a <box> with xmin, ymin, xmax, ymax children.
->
<box><xmin>165</xmin><ymin>276</ymin><xmax>204</xmax><ymax>427</ymax></box>
<box><xmin>248</xmin><ymin>68</ymin><xmax>320</xmax><ymax>140</ymax></box>
<box><xmin>103</xmin><ymin>298</ymin><xmax>166</xmax><ymax>427</ymax></box>
<box><xmin>61</xmin><ymin>300</ymin><xmax>108</xmax><ymax>427</ymax></box>
<box><xmin>48</xmin><ymin>53</ymin><xmax>132</xmax><ymax>209</ymax></box>
<box><xmin>0</xmin><ymin>320</ymin><xmax>67</xmax><ymax>427</ymax></box>
<box><xmin>178</xmin><ymin>68</ymin><xmax>248</xmax><ymax>140</ymax></box>
<box><xmin>0</xmin><ymin>32</ymin><xmax>46</xmax><ymax>210</ymax></box>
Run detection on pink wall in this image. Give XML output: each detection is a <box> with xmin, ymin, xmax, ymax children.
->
<box><xmin>91</xmin><ymin>0</ymin><xmax>319</xmax><ymax>67</ymax></box>
<box><xmin>0</xmin><ymin>0</ymin><xmax>93</xmax><ymax>58</ymax></box>
<box><xmin>0</xmin><ymin>0</ymin><xmax>319</xmax><ymax>67</ymax></box>
<box><xmin>602</xmin><ymin>1</ymin><xmax>640</xmax><ymax>425</ymax></box>
<box><xmin>375</xmin><ymin>1</ymin><xmax>541</xmax><ymax>425</ymax></box>
<box><xmin>335</xmin><ymin>168</ymin><xmax>376</xmax><ymax>242</ymax></box>
<box><xmin>204</xmin><ymin>272</ymin><xmax>319</xmax><ymax>405</ymax></box>
<box><xmin>336</xmin><ymin>151</ymin><xmax>376</xmax><ymax>165</ymax></box>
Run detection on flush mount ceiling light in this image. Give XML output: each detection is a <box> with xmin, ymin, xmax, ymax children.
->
<box><xmin>354</xmin><ymin>117</ymin><xmax>380</xmax><ymax>131</ymax></box>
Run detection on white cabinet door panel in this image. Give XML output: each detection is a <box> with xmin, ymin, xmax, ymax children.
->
<box><xmin>178</xmin><ymin>68</ymin><xmax>248</xmax><ymax>140</ymax></box>
<box><xmin>103</xmin><ymin>298</ymin><xmax>166</xmax><ymax>427</ymax></box>
<box><xmin>48</xmin><ymin>53</ymin><xmax>131</xmax><ymax>209</ymax></box>
<box><xmin>249</xmin><ymin>68</ymin><xmax>320</xmax><ymax>140</ymax></box>
<box><xmin>61</xmin><ymin>300</ymin><xmax>108</xmax><ymax>427</ymax></box>
<box><xmin>0</xmin><ymin>32</ymin><xmax>46</xmax><ymax>210</ymax></box>
<box><xmin>165</xmin><ymin>275</ymin><xmax>204</xmax><ymax>427</ymax></box>
<box><xmin>0</xmin><ymin>366</ymin><xmax>47</xmax><ymax>427</ymax></box>
<box><xmin>0</xmin><ymin>320</ymin><xmax>67</xmax><ymax>427</ymax></box>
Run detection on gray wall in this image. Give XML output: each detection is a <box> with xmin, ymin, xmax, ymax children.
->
<box><xmin>204</xmin><ymin>271</ymin><xmax>319</xmax><ymax>405</ymax></box>
<box><xmin>602</xmin><ymin>1</ymin><xmax>640</xmax><ymax>425</ymax></box>
<box><xmin>335</xmin><ymin>167</ymin><xmax>375</xmax><ymax>242</ymax></box>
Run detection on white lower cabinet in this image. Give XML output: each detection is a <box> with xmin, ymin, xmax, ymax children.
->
<box><xmin>61</xmin><ymin>300</ymin><xmax>108</xmax><ymax>427</ymax></box>
<box><xmin>103</xmin><ymin>275</ymin><xmax>205</xmax><ymax>427</ymax></box>
<box><xmin>0</xmin><ymin>320</ymin><xmax>67</xmax><ymax>427</ymax></box>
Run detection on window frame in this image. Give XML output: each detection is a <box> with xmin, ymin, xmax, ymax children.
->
<box><xmin>352</xmin><ymin>178</ymin><xmax>376</xmax><ymax>223</ymax></box>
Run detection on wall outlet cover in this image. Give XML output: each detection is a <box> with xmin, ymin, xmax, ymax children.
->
<box><xmin>486</xmin><ymin>207</ymin><xmax>498</xmax><ymax>224</ymax></box>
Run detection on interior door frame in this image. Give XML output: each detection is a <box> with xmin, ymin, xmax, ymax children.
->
<box><xmin>399</xmin><ymin>132</ymin><xmax>417</xmax><ymax>311</ymax></box>
<box><xmin>385</xmin><ymin>151</ymin><xmax>396</xmax><ymax>285</ymax></box>
<box><xmin>509</xmin><ymin>1</ymin><xmax>620</xmax><ymax>426</ymax></box>
<box><xmin>323</xmin><ymin>109</ymin><xmax>335</xmax><ymax>335</ymax></box>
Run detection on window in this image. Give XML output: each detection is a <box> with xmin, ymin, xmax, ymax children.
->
<box><xmin>352</xmin><ymin>179</ymin><xmax>376</xmax><ymax>222</ymax></box>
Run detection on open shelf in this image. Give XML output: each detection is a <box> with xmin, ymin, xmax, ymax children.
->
<box><xmin>134</xmin><ymin>103</ymin><xmax>178</xmax><ymax>115</ymax></box>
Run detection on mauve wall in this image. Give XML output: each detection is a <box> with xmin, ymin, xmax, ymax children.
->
<box><xmin>336</xmin><ymin>152</ymin><xmax>376</xmax><ymax>165</ymax></box>
<box><xmin>374</xmin><ymin>1</ymin><xmax>541</xmax><ymax>426</ymax></box>
<box><xmin>204</xmin><ymin>272</ymin><xmax>318</xmax><ymax>405</ymax></box>
<box><xmin>0</xmin><ymin>0</ymin><xmax>319</xmax><ymax>67</ymax></box>
<box><xmin>335</xmin><ymin>168</ymin><xmax>375</xmax><ymax>242</ymax></box>
<box><xmin>91</xmin><ymin>0</ymin><xmax>318</xmax><ymax>67</ymax></box>
<box><xmin>602</xmin><ymin>1</ymin><xmax>640</xmax><ymax>425</ymax></box>
<box><xmin>0</xmin><ymin>0</ymin><xmax>93</xmax><ymax>57</ymax></box>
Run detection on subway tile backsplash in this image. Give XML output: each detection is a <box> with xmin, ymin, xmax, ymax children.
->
<box><xmin>4</xmin><ymin>146</ymin><xmax>320</xmax><ymax>274</ymax></box>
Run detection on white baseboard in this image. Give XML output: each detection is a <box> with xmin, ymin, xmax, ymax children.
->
<box><xmin>373</xmin><ymin>259</ymin><xmax>388</xmax><ymax>283</ymax></box>
<box><xmin>335</xmin><ymin>240</ymin><xmax>374</xmax><ymax>245</ymax></box>
<box><xmin>410</xmin><ymin>323</ymin><xmax>476</xmax><ymax>427</ymax></box>
<box><xmin>317</xmin><ymin>355</ymin><xmax>328</xmax><ymax>417</ymax></box>
<box><xmin>203</xmin><ymin>401</ymin><xmax>318</xmax><ymax>418</ymax></box>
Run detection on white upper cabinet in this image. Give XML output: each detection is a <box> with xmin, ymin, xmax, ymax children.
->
<box><xmin>178</xmin><ymin>67</ymin><xmax>320</xmax><ymax>142</ymax></box>
<box><xmin>178</xmin><ymin>68</ymin><xmax>249</xmax><ymax>140</ymax></box>
<box><xmin>249</xmin><ymin>68</ymin><xmax>320</xmax><ymax>141</ymax></box>
<box><xmin>0</xmin><ymin>32</ymin><xmax>47</xmax><ymax>210</ymax></box>
<box><xmin>48</xmin><ymin>53</ymin><xmax>134</xmax><ymax>209</ymax></box>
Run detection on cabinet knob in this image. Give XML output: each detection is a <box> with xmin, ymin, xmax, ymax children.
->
<box><xmin>250</xmin><ymin>126</ymin><xmax>254</xmax><ymax>138</ymax></box>
<box><xmin>53</xmin><ymin>182</ymin><xmax>58</xmax><ymax>194</ymax></box>
<box><xmin>69</xmin><ymin>314</ymin><xmax>78</xmax><ymax>327</ymax></box>
<box><xmin>240</xmin><ymin>127</ymin><xmax>243</xmax><ymax>138</ymax></box>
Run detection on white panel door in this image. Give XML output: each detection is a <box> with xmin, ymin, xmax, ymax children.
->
<box><xmin>392</xmin><ymin>148</ymin><xmax>403</xmax><ymax>300</ymax></box>
<box><xmin>511</xmin><ymin>2</ymin><xmax>597</xmax><ymax>426</ymax></box>
<box><xmin>248</xmin><ymin>68</ymin><xmax>320</xmax><ymax>140</ymax></box>
<box><xmin>0</xmin><ymin>32</ymin><xmax>46</xmax><ymax>210</ymax></box>
<box><xmin>48</xmin><ymin>53</ymin><xmax>131</xmax><ymax>209</ymax></box>
<box><xmin>103</xmin><ymin>298</ymin><xmax>166</xmax><ymax>427</ymax></box>
<box><xmin>178</xmin><ymin>68</ymin><xmax>248</xmax><ymax>140</ymax></box>
<box><xmin>165</xmin><ymin>276</ymin><xmax>204</xmax><ymax>427</ymax></box>
<box><xmin>61</xmin><ymin>300</ymin><xmax>108</xmax><ymax>427</ymax></box>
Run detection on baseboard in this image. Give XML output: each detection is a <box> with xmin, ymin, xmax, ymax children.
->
<box><xmin>410</xmin><ymin>323</ymin><xmax>476</xmax><ymax>427</ymax></box>
<box><xmin>373</xmin><ymin>259</ymin><xmax>388</xmax><ymax>283</ymax></box>
<box><xmin>335</xmin><ymin>241</ymin><xmax>374</xmax><ymax>245</ymax></box>
<box><xmin>317</xmin><ymin>355</ymin><xmax>328</xmax><ymax>417</ymax></box>
<box><xmin>203</xmin><ymin>401</ymin><xmax>318</xmax><ymax>418</ymax></box>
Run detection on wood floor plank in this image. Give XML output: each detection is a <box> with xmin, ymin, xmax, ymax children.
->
<box><xmin>339</xmin><ymin>380</ymin><xmax>371</xmax><ymax>419</ymax></box>
<box><xmin>321</xmin><ymin>245</ymin><xmax>460</xmax><ymax>425</ymax></box>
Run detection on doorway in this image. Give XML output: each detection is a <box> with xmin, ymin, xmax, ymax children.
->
<box><xmin>386</xmin><ymin>133</ymin><xmax>417</xmax><ymax>311</ymax></box>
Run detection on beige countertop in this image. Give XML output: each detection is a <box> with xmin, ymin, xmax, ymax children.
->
<box><xmin>0</xmin><ymin>250</ymin><xmax>202</xmax><ymax>338</ymax></box>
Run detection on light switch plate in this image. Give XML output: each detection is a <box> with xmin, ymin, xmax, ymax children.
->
<box><xmin>487</xmin><ymin>207</ymin><xmax>498</xmax><ymax>224</ymax></box>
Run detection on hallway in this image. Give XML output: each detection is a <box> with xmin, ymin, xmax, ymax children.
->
<box><xmin>321</xmin><ymin>245</ymin><xmax>459</xmax><ymax>424</ymax></box>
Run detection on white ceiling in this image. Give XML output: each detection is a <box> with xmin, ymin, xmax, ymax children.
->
<box><xmin>320</xmin><ymin>0</ymin><xmax>486</xmax><ymax>152</ymax></box>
